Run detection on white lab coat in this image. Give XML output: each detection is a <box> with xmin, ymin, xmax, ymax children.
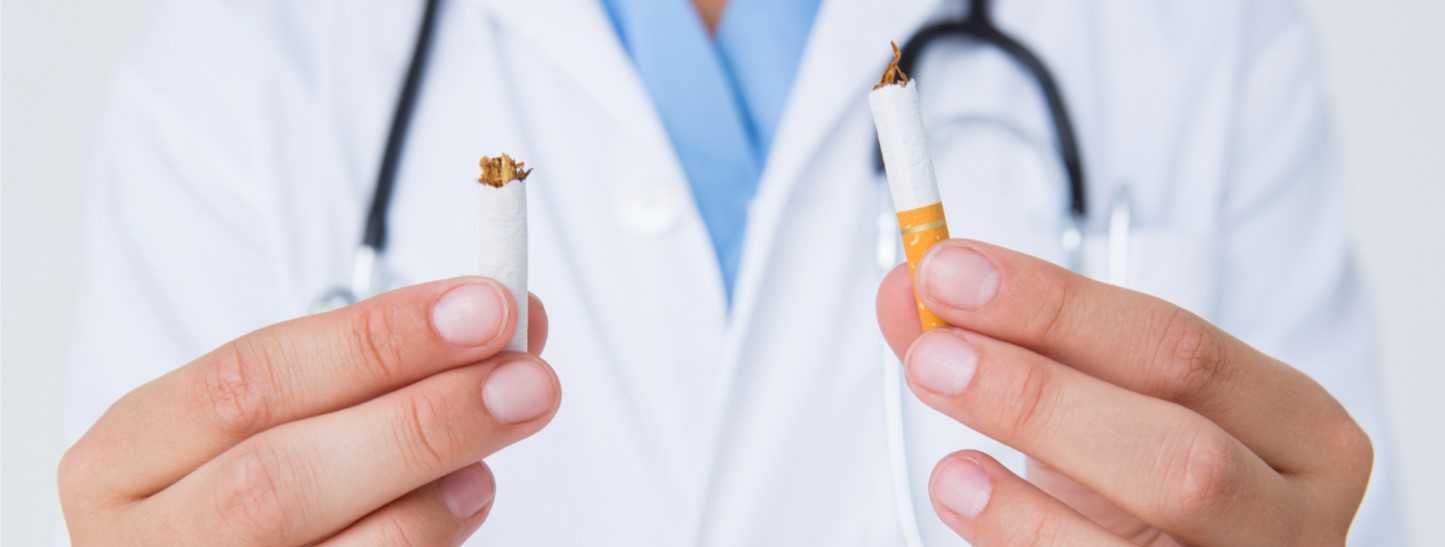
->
<box><xmin>67</xmin><ymin>0</ymin><xmax>1400</xmax><ymax>545</ymax></box>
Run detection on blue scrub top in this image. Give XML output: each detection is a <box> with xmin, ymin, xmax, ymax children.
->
<box><xmin>599</xmin><ymin>0</ymin><xmax>822</xmax><ymax>303</ymax></box>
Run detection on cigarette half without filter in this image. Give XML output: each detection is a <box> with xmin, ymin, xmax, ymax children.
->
<box><xmin>870</xmin><ymin>42</ymin><xmax>950</xmax><ymax>330</ymax></box>
<box><xmin>476</xmin><ymin>154</ymin><xmax>530</xmax><ymax>352</ymax></box>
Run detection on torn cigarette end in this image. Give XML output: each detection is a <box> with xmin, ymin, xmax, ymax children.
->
<box><xmin>477</xmin><ymin>154</ymin><xmax>532</xmax><ymax>187</ymax></box>
<box><xmin>869</xmin><ymin>41</ymin><xmax>947</xmax><ymax>330</ymax></box>
<box><xmin>873</xmin><ymin>41</ymin><xmax>910</xmax><ymax>90</ymax></box>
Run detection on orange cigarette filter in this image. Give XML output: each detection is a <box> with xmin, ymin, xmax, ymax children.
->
<box><xmin>872</xmin><ymin>42</ymin><xmax>951</xmax><ymax>330</ymax></box>
<box><xmin>897</xmin><ymin>203</ymin><xmax>950</xmax><ymax>330</ymax></box>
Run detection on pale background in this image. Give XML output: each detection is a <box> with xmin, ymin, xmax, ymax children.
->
<box><xmin>3</xmin><ymin>0</ymin><xmax>1442</xmax><ymax>544</ymax></box>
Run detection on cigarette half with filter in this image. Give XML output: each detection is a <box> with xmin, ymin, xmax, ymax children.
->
<box><xmin>870</xmin><ymin>42</ymin><xmax>951</xmax><ymax>330</ymax></box>
<box><xmin>477</xmin><ymin>154</ymin><xmax>531</xmax><ymax>352</ymax></box>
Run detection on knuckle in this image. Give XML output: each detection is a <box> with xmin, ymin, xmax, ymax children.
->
<box><xmin>393</xmin><ymin>389</ymin><xmax>462</xmax><ymax>474</ymax></box>
<box><xmin>1000</xmin><ymin>362</ymin><xmax>1058</xmax><ymax>441</ymax></box>
<box><xmin>1024</xmin><ymin>278</ymin><xmax>1074</xmax><ymax>348</ymax></box>
<box><xmin>375</xmin><ymin>513</ymin><xmax>423</xmax><ymax>547</ymax></box>
<box><xmin>1328</xmin><ymin>418</ymin><xmax>1374</xmax><ymax>485</ymax></box>
<box><xmin>200</xmin><ymin>339</ymin><xmax>281</xmax><ymax>435</ymax></box>
<box><xmin>349</xmin><ymin>301</ymin><xmax>411</xmax><ymax>383</ymax></box>
<box><xmin>56</xmin><ymin>444</ymin><xmax>91</xmax><ymax>506</ymax></box>
<box><xmin>1016</xmin><ymin>514</ymin><xmax>1068</xmax><ymax>547</ymax></box>
<box><xmin>1152</xmin><ymin>308</ymin><xmax>1226</xmax><ymax>402</ymax></box>
<box><xmin>214</xmin><ymin>443</ymin><xmax>298</xmax><ymax>543</ymax></box>
<box><xmin>1162</xmin><ymin>429</ymin><xmax>1238</xmax><ymax>519</ymax></box>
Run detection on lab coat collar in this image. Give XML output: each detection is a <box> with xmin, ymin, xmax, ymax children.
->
<box><xmin>475</xmin><ymin>0</ymin><xmax>734</xmax><ymax>506</ymax></box>
<box><xmin>475</xmin><ymin>0</ymin><xmax>947</xmax><ymax>344</ymax></box>
<box><xmin>474</xmin><ymin>0</ymin><xmax>954</xmax><ymax>364</ymax></box>
<box><xmin>477</xmin><ymin>0</ymin><xmax>659</xmax><ymax>136</ymax></box>
<box><xmin>476</xmin><ymin>0</ymin><xmax>728</xmax><ymax>314</ymax></box>
<box><xmin>473</xmin><ymin>0</ymin><xmax>1062</xmax><ymax>348</ymax></box>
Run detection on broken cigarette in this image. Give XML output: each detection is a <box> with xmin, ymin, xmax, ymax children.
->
<box><xmin>870</xmin><ymin>42</ymin><xmax>951</xmax><ymax>330</ymax></box>
<box><xmin>477</xmin><ymin>154</ymin><xmax>531</xmax><ymax>352</ymax></box>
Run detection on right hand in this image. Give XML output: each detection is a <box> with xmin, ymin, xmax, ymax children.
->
<box><xmin>59</xmin><ymin>277</ymin><xmax>560</xmax><ymax>546</ymax></box>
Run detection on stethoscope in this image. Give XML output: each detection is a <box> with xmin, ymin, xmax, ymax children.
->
<box><xmin>316</xmin><ymin>1</ymin><xmax>1134</xmax><ymax>543</ymax></box>
<box><xmin>311</xmin><ymin>0</ymin><xmax>442</xmax><ymax>312</ymax></box>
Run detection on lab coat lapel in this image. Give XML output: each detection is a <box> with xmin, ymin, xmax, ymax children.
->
<box><xmin>481</xmin><ymin>0</ymin><xmax>661</xmax><ymax>139</ymax></box>
<box><xmin>727</xmin><ymin>0</ymin><xmax>942</xmax><ymax>351</ymax></box>
<box><xmin>479</xmin><ymin>0</ymin><xmax>735</xmax><ymax>509</ymax></box>
<box><xmin>480</xmin><ymin>0</ymin><xmax>728</xmax><ymax>355</ymax></box>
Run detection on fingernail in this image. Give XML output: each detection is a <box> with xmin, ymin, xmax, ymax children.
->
<box><xmin>432</xmin><ymin>282</ymin><xmax>507</xmax><ymax>346</ymax></box>
<box><xmin>920</xmin><ymin>246</ymin><xmax>999</xmax><ymax>310</ymax></box>
<box><xmin>934</xmin><ymin>457</ymin><xmax>992</xmax><ymax>519</ymax></box>
<box><xmin>439</xmin><ymin>462</ymin><xmax>495</xmax><ymax>518</ymax></box>
<box><xmin>907</xmin><ymin>331</ymin><xmax>978</xmax><ymax>395</ymax></box>
<box><xmin>482</xmin><ymin>360</ymin><xmax>554</xmax><ymax>423</ymax></box>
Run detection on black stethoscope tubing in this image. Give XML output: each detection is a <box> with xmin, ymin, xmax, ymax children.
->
<box><xmin>363</xmin><ymin>0</ymin><xmax>443</xmax><ymax>256</ymax></box>
<box><xmin>363</xmin><ymin>0</ymin><xmax>1087</xmax><ymax>265</ymax></box>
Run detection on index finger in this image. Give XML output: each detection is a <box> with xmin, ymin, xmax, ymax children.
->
<box><xmin>879</xmin><ymin>240</ymin><xmax>1360</xmax><ymax>473</ymax></box>
<box><xmin>63</xmin><ymin>277</ymin><xmax>544</xmax><ymax>503</ymax></box>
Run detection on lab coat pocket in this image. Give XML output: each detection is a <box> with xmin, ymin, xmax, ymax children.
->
<box><xmin>1078</xmin><ymin>229</ymin><xmax>1220</xmax><ymax>318</ymax></box>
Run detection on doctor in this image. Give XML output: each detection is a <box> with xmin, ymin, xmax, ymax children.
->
<box><xmin>59</xmin><ymin>0</ymin><xmax>1397</xmax><ymax>545</ymax></box>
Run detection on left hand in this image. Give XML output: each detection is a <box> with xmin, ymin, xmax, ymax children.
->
<box><xmin>876</xmin><ymin>239</ymin><xmax>1373</xmax><ymax>546</ymax></box>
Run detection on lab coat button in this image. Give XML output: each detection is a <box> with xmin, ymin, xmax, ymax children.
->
<box><xmin>614</xmin><ymin>178</ymin><xmax>685</xmax><ymax>235</ymax></box>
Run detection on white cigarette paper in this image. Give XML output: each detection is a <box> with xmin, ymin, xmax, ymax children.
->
<box><xmin>869</xmin><ymin>72</ymin><xmax>940</xmax><ymax>211</ymax></box>
<box><xmin>477</xmin><ymin>155</ymin><xmax>530</xmax><ymax>352</ymax></box>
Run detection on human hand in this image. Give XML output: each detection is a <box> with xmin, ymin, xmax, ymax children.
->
<box><xmin>877</xmin><ymin>240</ymin><xmax>1372</xmax><ymax>546</ymax></box>
<box><xmin>60</xmin><ymin>277</ymin><xmax>559</xmax><ymax>546</ymax></box>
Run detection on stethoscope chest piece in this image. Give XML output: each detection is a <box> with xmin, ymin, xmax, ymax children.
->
<box><xmin>310</xmin><ymin>287</ymin><xmax>360</xmax><ymax>314</ymax></box>
<box><xmin>310</xmin><ymin>244</ymin><xmax>398</xmax><ymax>313</ymax></box>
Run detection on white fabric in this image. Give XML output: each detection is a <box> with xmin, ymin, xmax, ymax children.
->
<box><xmin>66</xmin><ymin>0</ymin><xmax>1400</xmax><ymax>545</ymax></box>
